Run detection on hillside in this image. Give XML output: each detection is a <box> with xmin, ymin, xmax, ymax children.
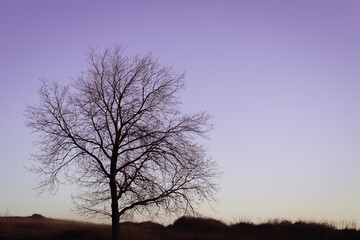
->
<box><xmin>0</xmin><ymin>214</ymin><xmax>359</xmax><ymax>240</ymax></box>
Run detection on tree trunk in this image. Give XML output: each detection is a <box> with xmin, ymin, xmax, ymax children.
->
<box><xmin>110</xmin><ymin>176</ymin><xmax>120</xmax><ymax>240</ymax></box>
<box><xmin>110</xmin><ymin>143</ymin><xmax>120</xmax><ymax>240</ymax></box>
<box><xmin>110</xmin><ymin>150</ymin><xmax>119</xmax><ymax>240</ymax></box>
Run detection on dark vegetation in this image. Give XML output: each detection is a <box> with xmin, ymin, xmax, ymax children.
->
<box><xmin>0</xmin><ymin>215</ymin><xmax>359</xmax><ymax>240</ymax></box>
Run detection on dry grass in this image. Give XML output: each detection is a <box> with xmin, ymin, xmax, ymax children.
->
<box><xmin>0</xmin><ymin>214</ymin><xmax>359</xmax><ymax>240</ymax></box>
<box><xmin>0</xmin><ymin>214</ymin><xmax>110</xmax><ymax>240</ymax></box>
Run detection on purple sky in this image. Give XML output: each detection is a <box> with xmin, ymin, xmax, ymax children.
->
<box><xmin>1</xmin><ymin>0</ymin><xmax>360</xmax><ymax>224</ymax></box>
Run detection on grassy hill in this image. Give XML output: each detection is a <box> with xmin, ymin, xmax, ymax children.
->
<box><xmin>0</xmin><ymin>214</ymin><xmax>359</xmax><ymax>240</ymax></box>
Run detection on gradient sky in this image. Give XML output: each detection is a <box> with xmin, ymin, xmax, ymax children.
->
<box><xmin>1</xmin><ymin>0</ymin><xmax>360</xmax><ymax>225</ymax></box>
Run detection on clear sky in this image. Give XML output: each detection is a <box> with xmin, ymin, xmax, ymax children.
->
<box><xmin>1</xmin><ymin>0</ymin><xmax>360</xmax><ymax>225</ymax></box>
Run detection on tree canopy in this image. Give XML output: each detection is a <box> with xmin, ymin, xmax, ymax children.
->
<box><xmin>25</xmin><ymin>45</ymin><xmax>220</xmax><ymax>240</ymax></box>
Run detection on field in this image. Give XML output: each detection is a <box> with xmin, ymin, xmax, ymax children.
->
<box><xmin>0</xmin><ymin>214</ymin><xmax>359</xmax><ymax>240</ymax></box>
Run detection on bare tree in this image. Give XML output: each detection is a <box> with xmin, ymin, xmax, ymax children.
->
<box><xmin>25</xmin><ymin>46</ymin><xmax>219</xmax><ymax>240</ymax></box>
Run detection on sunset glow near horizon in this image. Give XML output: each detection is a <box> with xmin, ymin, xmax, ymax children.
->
<box><xmin>1</xmin><ymin>0</ymin><xmax>360</xmax><ymax>225</ymax></box>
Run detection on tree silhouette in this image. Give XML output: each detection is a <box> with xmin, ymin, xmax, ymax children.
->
<box><xmin>25</xmin><ymin>46</ymin><xmax>219</xmax><ymax>240</ymax></box>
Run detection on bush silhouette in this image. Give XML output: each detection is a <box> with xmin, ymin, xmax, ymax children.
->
<box><xmin>30</xmin><ymin>213</ymin><xmax>46</xmax><ymax>219</ymax></box>
<box><xmin>171</xmin><ymin>216</ymin><xmax>227</xmax><ymax>233</ymax></box>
